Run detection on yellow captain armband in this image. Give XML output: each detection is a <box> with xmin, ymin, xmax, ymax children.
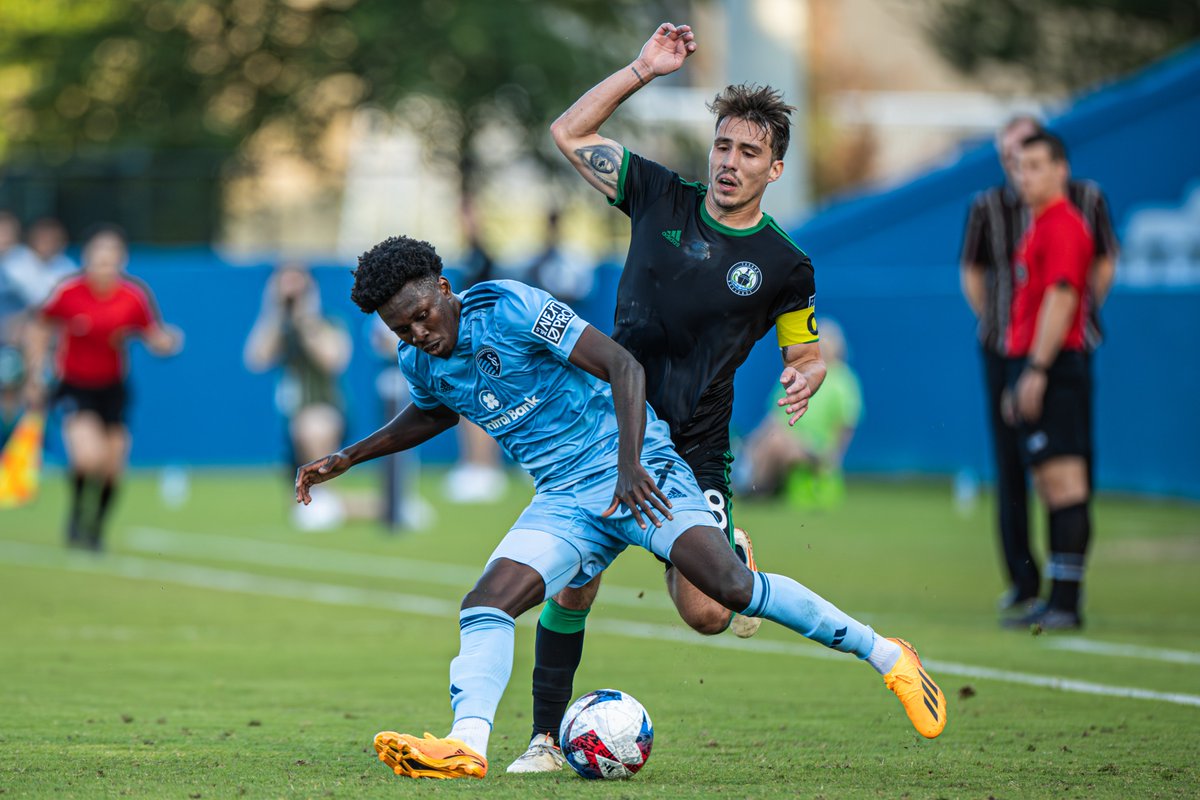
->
<box><xmin>776</xmin><ymin>307</ymin><xmax>819</xmax><ymax>347</ymax></box>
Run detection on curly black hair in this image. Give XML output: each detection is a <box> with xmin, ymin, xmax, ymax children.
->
<box><xmin>350</xmin><ymin>235</ymin><xmax>444</xmax><ymax>313</ymax></box>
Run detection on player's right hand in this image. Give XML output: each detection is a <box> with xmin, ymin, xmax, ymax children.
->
<box><xmin>295</xmin><ymin>451</ymin><xmax>351</xmax><ymax>504</ymax></box>
<box><xmin>1000</xmin><ymin>388</ymin><xmax>1017</xmax><ymax>427</ymax></box>
<box><xmin>637</xmin><ymin>22</ymin><xmax>696</xmax><ymax>78</ymax></box>
<box><xmin>604</xmin><ymin>461</ymin><xmax>674</xmax><ymax>530</ymax></box>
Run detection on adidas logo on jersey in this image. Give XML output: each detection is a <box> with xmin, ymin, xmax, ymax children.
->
<box><xmin>666</xmin><ymin>487</ymin><xmax>686</xmax><ymax>499</ymax></box>
<box><xmin>438</xmin><ymin>378</ymin><xmax>452</xmax><ymax>393</ymax></box>
<box><xmin>661</xmin><ymin>229</ymin><xmax>681</xmax><ymax>247</ymax></box>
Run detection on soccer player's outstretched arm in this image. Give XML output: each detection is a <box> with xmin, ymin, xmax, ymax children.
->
<box><xmin>778</xmin><ymin>343</ymin><xmax>827</xmax><ymax>427</ymax></box>
<box><xmin>295</xmin><ymin>403</ymin><xmax>458</xmax><ymax>504</ymax></box>
<box><xmin>550</xmin><ymin>22</ymin><xmax>696</xmax><ymax>200</ymax></box>
<box><xmin>567</xmin><ymin>325</ymin><xmax>672</xmax><ymax>529</ymax></box>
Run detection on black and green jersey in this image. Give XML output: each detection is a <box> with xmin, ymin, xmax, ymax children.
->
<box><xmin>609</xmin><ymin>149</ymin><xmax>818</xmax><ymax>458</ymax></box>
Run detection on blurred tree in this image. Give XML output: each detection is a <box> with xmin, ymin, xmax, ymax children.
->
<box><xmin>0</xmin><ymin>0</ymin><xmax>657</xmax><ymax>239</ymax></box>
<box><xmin>922</xmin><ymin>0</ymin><xmax>1200</xmax><ymax>91</ymax></box>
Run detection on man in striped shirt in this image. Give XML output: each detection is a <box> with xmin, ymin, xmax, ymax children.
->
<box><xmin>960</xmin><ymin>116</ymin><xmax>1118</xmax><ymax>618</ymax></box>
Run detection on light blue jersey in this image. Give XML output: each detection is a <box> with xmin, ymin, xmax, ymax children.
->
<box><xmin>398</xmin><ymin>280</ymin><xmax>675</xmax><ymax>491</ymax></box>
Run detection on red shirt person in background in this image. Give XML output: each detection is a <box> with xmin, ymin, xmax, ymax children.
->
<box><xmin>1002</xmin><ymin>132</ymin><xmax>1096</xmax><ymax>631</ymax></box>
<box><xmin>1007</xmin><ymin>197</ymin><xmax>1095</xmax><ymax>359</ymax></box>
<box><xmin>25</xmin><ymin>227</ymin><xmax>182</xmax><ymax>550</ymax></box>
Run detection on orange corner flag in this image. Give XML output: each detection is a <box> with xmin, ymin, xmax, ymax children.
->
<box><xmin>0</xmin><ymin>411</ymin><xmax>46</xmax><ymax>509</ymax></box>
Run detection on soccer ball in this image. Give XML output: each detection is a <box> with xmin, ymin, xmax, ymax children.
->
<box><xmin>559</xmin><ymin>689</ymin><xmax>653</xmax><ymax>779</ymax></box>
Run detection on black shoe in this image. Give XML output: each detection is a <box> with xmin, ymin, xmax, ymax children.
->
<box><xmin>1001</xmin><ymin>602</ymin><xmax>1083</xmax><ymax>631</ymax></box>
<box><xmin>997</xmin><ymin>586</ymin><xmax>1041</xmax><ymax>613</ymax></box>
<box><xmin>66</xmin><ymin>519</ymin><xmax>87</xmax><ymax>549</ymax></box>
<box><xmin>83</xmin><ymin>519</ymin><xmax>105</xmax><ymax>552</ymax></box>
<box><xmin>1035</xmin><ymin>607</ymin><xmax>1084</xmax><ymax>630</ymax></box>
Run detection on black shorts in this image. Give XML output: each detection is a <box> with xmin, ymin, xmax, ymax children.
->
<box><xmin>54</xmin><ymin>380</ymin><xmax>129</xmax><ymax>427</ymax></box>
<box><xmin>1006</xmin><ymin>352</ymin><xmax>1091</xmax><ymax>467</ymax></box>
<box><xmin>684</xmin><ymin>447</ymin><xmax>735</xmax><ymax>545</ymax></box>
<box><xmin>653</xmin><ymin>443</ymin><xmax>735</xmax><ymax>568</ymax></box>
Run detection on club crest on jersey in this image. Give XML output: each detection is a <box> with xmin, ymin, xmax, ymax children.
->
<box><xmin>475</xmin><ymin>346</ymin><xmax>503</xmax><ymax>377</ymax></box>
<box><xmin>727</xmin><ymin>261</ymin><xmax>762</xmax><ymax>296</ymax></box>
<box><xmin>532</xmin><ymin>300</ymin><xmax>575</xmax><ymax>345</ymax></box>
<box><xmin>478</xmin><ymin>389</ymin><xmax>502</xmax><ymax>412</ymax></box>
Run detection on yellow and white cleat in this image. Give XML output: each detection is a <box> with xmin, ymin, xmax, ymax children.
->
<box><xmin>730</xmin><ymin>527</ymin><xmax>763</xmax><ymax>639</ymax></box>
<box><xmin>373</xmin><ymin>731</ymin><xmax>488</xmax><ymax>779</ymax></box>
<box><xmin>883</xmin><ymin>638</ymin><xmax>947</xmax><ymax>739</ymax></box>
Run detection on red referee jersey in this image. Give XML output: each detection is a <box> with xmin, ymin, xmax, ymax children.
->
<box><xmin>1006</xmin><ymin>197</ymin><xmax>1095</xmax><ymax>358</ymax></box>
<box><xmin>41</xmin><ymin>276</ymin><xmax>157</xmax><ymax>387</ymax></box>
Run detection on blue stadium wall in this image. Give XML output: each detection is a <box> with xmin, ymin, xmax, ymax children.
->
<box><xmin>61</xmin><ymin>45</ymin><xmax>1200</xmax><ymax>498</ymax></box>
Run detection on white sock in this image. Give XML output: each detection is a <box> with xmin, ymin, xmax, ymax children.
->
<box><xmin>446</xmin><ymin>606</ymin><xmax>513</xmax><ymax>761</ymax></box>
<box><xmin>448</xmin><ymin>717</ymin><xmax>491</xmax><ymax>758</ymax></box>
<box><xmin>865</xmin><ymin>635</ymin><xmax>902</xmax><ymax>675</ymax></box>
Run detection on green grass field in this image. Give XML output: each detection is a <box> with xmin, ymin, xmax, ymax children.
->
<box><xmin>2</xmin><ymin>470</ymin><xmax>1198</xmax><ymax>799</ymax></box>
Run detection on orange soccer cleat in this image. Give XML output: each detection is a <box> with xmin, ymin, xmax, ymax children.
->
<box><xmin>883</xmin><ymin>638</ymin><xmax>947</xmax><ymax>739</ymax></box>
<box><xmin>373</xmin><ymin>731</ymin><xmax>487</xmax><ymax>780</ymax></box>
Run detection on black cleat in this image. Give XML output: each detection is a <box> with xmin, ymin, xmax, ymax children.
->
<box><xmin>1001</xmin><ymin>602</ymin><xmax>1083</xmax><ymax>631</ymax></box>
<box><xmin>996</xmin><ymin>586</ymin><xmax>1040</xmax><ymax>613</ymax></box>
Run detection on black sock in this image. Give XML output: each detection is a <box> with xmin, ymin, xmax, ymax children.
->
<box><xmin>1047</xmin><ymin>502</ymin><xmax>1090</xmax><ymax>612</ymax></box>
<box><xmin>92</xmin><ymin>478</ymin><xmax>119</xmax><ymax>544</ymax></box>
<box><xmin>67</xmin><ymin>471</ymin><xmax>88</xmax><ymax>540</ymax></box>
<box><xmin>531</xmin><ymin>604</ymin><xmax>589</xmax><ymax>741</ymax></box>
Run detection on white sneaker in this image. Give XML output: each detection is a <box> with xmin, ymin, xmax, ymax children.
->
<box><xmin>505</xmin><ymin>733</ymin><xmax>565</xmax><ymax>774</ymax></box>
<box><xmin>730</xmin><ymin>527</ymin><xmax>763</xmax><ymax>639</ymax></box>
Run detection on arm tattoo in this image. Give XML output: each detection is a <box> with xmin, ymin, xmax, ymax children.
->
<box><xmin>574</xmin><ymin>143</ymin><xmax>621</xmax><ymax>192</ymax></box>
<box><xmin>617</xmin><ymin>65</ymin><xmax>649</xmax><ymax>103</ymax></box>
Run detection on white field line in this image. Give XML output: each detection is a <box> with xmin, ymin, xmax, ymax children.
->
<box><xmin>124</xmin><ymin>527</ymin><xmax>681</xmax><ymax>611</ymax></box>
<box><xmin>126</xmin><ymin>528</ymin><xmax>1200</xmax><ymax>671</ymax></box>
<box><xmin>1042</xmin><ymin>637</ymin><xmax>1200</xmax><ymax>666</ymax></box>
<box><xmin>2</xmin><ymin>539</ymin><xmax>1199</xmax><ymax>709</ymax></box>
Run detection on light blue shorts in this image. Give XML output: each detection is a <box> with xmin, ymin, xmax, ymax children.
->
<box><xmin>485</xmin><ymin>452</ymin><xmax>719</xmax><ymax>600</ymax></box>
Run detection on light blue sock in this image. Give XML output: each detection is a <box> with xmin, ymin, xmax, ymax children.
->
<box><xmin>741</xmin><ymin>572</ymin><xmax>877</xmax><ymax>659</ymax></box>
<box><xmin>448</xmin><ymin>607</ymin><xmax>516</xmax><ymax>734</ymax></box>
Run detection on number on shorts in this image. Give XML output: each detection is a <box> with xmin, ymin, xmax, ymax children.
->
<box><xmin>704</xmin><ymin>489</ymin><xmax>727</xmax><ymax>532</ymax></box>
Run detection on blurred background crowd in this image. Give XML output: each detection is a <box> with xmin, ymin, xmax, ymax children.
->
<box><xmin>1</xmin><ymin>0</ymin><xmax>1198</xmax><ymax>534</ymax></box>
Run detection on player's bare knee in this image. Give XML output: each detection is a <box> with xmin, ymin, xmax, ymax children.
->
<box><xmin>684</xmin><ymin>605</ymin><xmax>733</xmax><ymax>636</ymax></box>
<box><xmin>291</xmin><ymin>404</ymin><xmax>344</xmax><ymax>464</ymax></box>
<box><xmin>554</xmin><ymin>575</ymin><xmax>601</xmax><ymax>610</ymax></box>
<box><xmin>462</xmin><ymin>558</ymin><xmax>545</xmax><ymax>617</ymax></box>
<box><xmin>70</xmin><ymin>445</ymin><xmax>107</xmax><ymax>476</ymax></box>
<box><xmin>1035</xmin><ymin>457</ymin><xmax>1089</xmax><ymax>509</ymax></box>
<box><xmin>666</xmin><ymin>569</ymin><xmax>732</xmax><ymax>634</ymax></box>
